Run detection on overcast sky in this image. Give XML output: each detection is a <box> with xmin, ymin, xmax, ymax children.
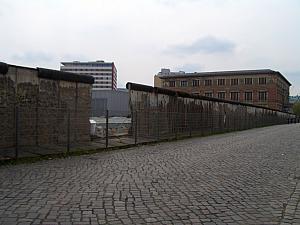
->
<box><xmin>1</xmin><ymin>0</ymin><xmax>300</xmax><ymax>95</ymax></box>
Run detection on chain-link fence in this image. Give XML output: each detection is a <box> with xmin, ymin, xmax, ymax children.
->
<box><xmin>131</xmin><ymin>109</ymin><xmax>298</xmax><ymax>143</ymax></box>
<box><xmin>0</xmin><ymin>105</ymin><xmax>91</xmax><ymax>160</ymax></box>
<box><xmin>0</xmin><ymin>106</ymin><xmax>299</xmax><ymax>161</ymax></box>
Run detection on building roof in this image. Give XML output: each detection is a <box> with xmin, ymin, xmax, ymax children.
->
<box><xmin>158</xmin><ymin>69</ymin><xmax>291</xmax><ymax>86</ymax></box>
<box><xmin>61</xmin><ymin>61</ymin><xmax>113</xmax><ymax>66</ymax></box>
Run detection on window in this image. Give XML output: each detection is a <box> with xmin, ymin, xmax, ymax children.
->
<box><xmin>230</xmin><ymin>92</ymin><xmax>239</xmax><ymax>101</ymax></box>
<box><xmin>245</xmin><ymin>78</ymin><xmax>253</xmax><ymax>85</ymax></box>
<box><xmin>192</xmin><ymin>80</ymin><xmax>200</xmax><ymax>87</ymax></box>
<box><xmin>205</xmin><ymin>92</ymin><xmax>213</xmax><ymax>98</ymax></box>
<box><xmin>244</xmin><ymin>91</ymin><xmax>253</xmax><ymax>101</ymax></box>
<box><xmin>258</xmin><ymin>91</ymin><xmax>267</xmax><ymax>101</ymax></box>
<box><xmin>231</xmin><ymin>78</ymin><xmax>239</xmax><ymax>86</ymax></box>
<box><xmin>205</xmin><ymin>80</ymin><xmax>212</xmax><ymax>86</ymax></box>
<box><xmin>217</xmin><ymin>79</ymin><xmax>225</xmax><ymax>86</ymax></box>
<box><xmin>180</xmin><ymin>80</ymin><xmax>188</xmax><ymax>87</ymax></box>
<box><xmin>169</xmin><ymin>81</ymin><xmax>175</xmax><ymax>87</ymax></box>
<box><xmin>217</xmin><ymin>92</ymin><xmax>226</xmax><ymax>99</ymax></box>
<box><xmin>259</xmin><ymin>77</ymin><xmax>267</xmax><ymax>85</ymax></box>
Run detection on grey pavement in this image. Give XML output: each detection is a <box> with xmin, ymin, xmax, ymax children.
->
<box><xmin>0</xmin><ymin>124</ymin><xmax>300</xmax><ymax>225</ymax></box>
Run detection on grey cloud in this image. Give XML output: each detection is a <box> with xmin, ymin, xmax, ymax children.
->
<box><xmin>165</xmin><ymin>36</ymin><xmax>236</xmax><ymax>55</ymax></box>
<box><xmin>61</xmin><ymin>54</ymin><xmax>89</xmax><ymax>62</ymax></box>
<box><xmin>10</xmin><ymin>52</ymin><xmax>90</xmax><ymax>68</ymax></box>
<box><xmin>281</xmin><ymin>71</ymin><xmax>300</xmax><ymax>95</ymax></box>
<box><xmin>156</xmin><ymin>0</ymin><xmax>226</xmax><ymax>7</ymax></box>
<box><xmin>283</xmin><ymin>70</ymin><xmax>300</xmax><ymax>85</ymax></box>
<box><xmin>0</xmin><ymin>0</ymin><xmax>13</xmax><ymax>17</ymax></box>
<box><xmin>11</xmin><ymin>50</ymin><xmax>92</xmax><ymax>62</ymax></box>
<box><xmin>283</xmin><ymin>71</ymin><xmax>300</xmax><ymax>78</ymax></box>
<box><xmin>157</xmin><ymin>0</ymin><xmax>203</xmax><ymax>4</ymax></box>
<box><xmin>174</xmin><ymin>63</ymin><xmax>203</xmax><ymax>72</ymax></box>
<box><xmin>11</xmin><ymin>51</ymin><xmax>54</xmax><ymax>64</ymax></box>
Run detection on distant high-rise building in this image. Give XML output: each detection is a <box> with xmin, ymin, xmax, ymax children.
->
<box><xmin>60</xmin><ymin>60</ymin><xmax>117</xmax><ymax>90</ymax></box>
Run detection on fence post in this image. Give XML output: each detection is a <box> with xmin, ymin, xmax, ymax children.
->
<box><xmin>175</xmin><ymin>112</ymin><xmax>178</xmax><ymax>140</ymax></box>
<box><xmin>189</xmin><ymin>112</ymin><xmax>192</xmax><ymax>137</ymax></box>
<box><xmin>211</xmin><ymin>108</ymin><xmax>214</xmax><ymax>134</ymax></box>
<box><xmin>134</xmin><ymin>110</ymin><xmax>138</xmax><ymax>145</ymax></box>
<box><xmin>231</xmin><ymin>113</ymin><xmax>234</xmax><ymax>131</ymax></box>
<box><xmin>35</xmin><ymin>105</ymin><xmax>39</xmax><ymax>146</ymax></box>
<box><xmin>67</xmin><ymin>110</ymin><xmax>70</xmax><ymax>154</ymax></box>
<box><xmin>156</xmin><ymin>111</ymin><xmax>159</xmax><ymax>141</ymax></box>
<box><xmin>15</xmin><ymin>106</ymin><xmax>19</xmax><ymax>159</ymax></box>
<box><xmin>105</xmin><ymin>110</ymin><xmax>109</xmax><ymax>149</ymax></box>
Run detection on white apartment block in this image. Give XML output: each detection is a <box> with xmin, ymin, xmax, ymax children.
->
<box><xmin>60</xmin><ymin>60</ymin><xmax>117</xmax><ymax>90</ymax></box>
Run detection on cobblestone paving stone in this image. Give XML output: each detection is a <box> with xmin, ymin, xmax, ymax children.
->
<box><xmin>0</xmin><ymin>124</ymin><xmax>300</xmax><ymax>225</ymax></box>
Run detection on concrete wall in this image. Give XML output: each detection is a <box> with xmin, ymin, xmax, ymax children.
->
<box><xmin>0</xmin><ymin>63</ymin><xmax>93</xmax><ymax>149</ymax></box>
<box><xmin>127</xmin><ymin>83</ymin><xmax>294</xmax><ymax>139</ymax></box>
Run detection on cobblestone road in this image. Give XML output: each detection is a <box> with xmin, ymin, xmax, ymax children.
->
<box><xmin>1</xmin><ymin>124</ymin><xmax>300</xmax><ymax>225</ymax></box>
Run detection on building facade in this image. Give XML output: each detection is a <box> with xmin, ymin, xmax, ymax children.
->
<box><xmin>61</xmin><ymin>60</ymin><xmax>117</xmax><ymax>90</ymax></box>
<box><xmin>154</xmin><ymin>69</ymin><xmax>291</xmax><ymax>111</ymax></box>
<box><xmin>91</xmin><ymin>89</ymin><xmax>129</xmax><ymax>117</ymax></box>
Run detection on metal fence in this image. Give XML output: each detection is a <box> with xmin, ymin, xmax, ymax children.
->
<box><xmin>132</xmin><ymin>109</ymin><xmax>298</xmax><ymax>142</ymax></box>
<box><xmin>0</xmin><ymin>105</ymin><xmax>91</xmax><ymax>160</ymax></box>
<box><xmin>0</xmin><ymin>106</ymin><xmax>299</xmax><ymax>161</ymax></box>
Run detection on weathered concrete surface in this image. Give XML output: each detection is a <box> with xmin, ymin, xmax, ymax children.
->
<box><xmin>0</xmin><ymin>124</ymin><xmax>300</xmax><ymax>225</ymax></box>
<box><xmin>127</xmin><ymin>83</ymin><xmax>293</xmax><ymax>140</ymax></box>
<box><xmin>0</xmin><ymin>64</ymin><xmax>93</xmax><ymax>149</ymax></box>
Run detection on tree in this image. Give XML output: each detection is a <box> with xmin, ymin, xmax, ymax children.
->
<box><xmin>292</xmin><ymin>102</ymin><xmax>300</xmax><ymax>116</ymax></box>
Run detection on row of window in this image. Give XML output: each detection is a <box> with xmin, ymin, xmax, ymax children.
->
<box><xmin>202</xmin><ymin>91</ymin><xmax>268</xmax><ymax>101</ymax></box>
<box><xmin>94</xmin><ymin>81</ymin><xmax>111</xmax><ymax>84</ymax></box>
<box><xmin>80</xmin><ymin>73</ymin><xmax>112</xmax><ymax>76</ymax></box>
<box><xmin>64</xmin><ymin>63</ymin><xmax>113</xmax><ymax>67</ymax></box>
<box><xmin>169</xmin><ymin>77</ymin><xmax>267</xmax><ymax>87</ymax></box>
<box><xmin>94</xmin><ymin>77</ymin><xmax>111</xmax><ymax>80</ymax></box>
<box><xmin>93</xmin><ymin>85</ymin><xmax>112</xmax><ymax>88</ymax></box>
<box><xmin>63</xmin><ymin>69</ymin><xmax>112</xmax><ymax>72</ymax></box>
